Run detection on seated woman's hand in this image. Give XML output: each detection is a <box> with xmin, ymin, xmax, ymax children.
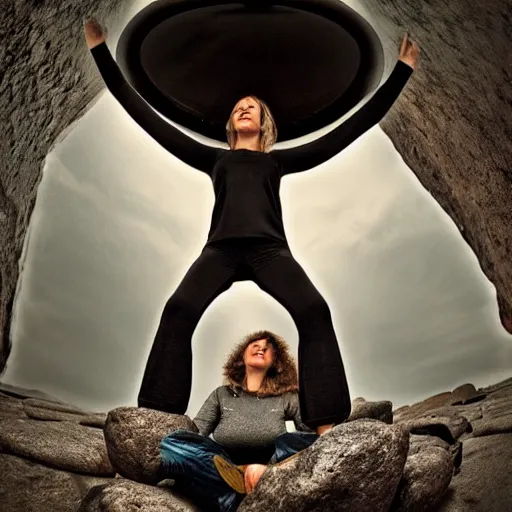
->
<box><xmin>244</xmin><ymin>464</ymin><xmax>267</xmax><ymax>493</ymax></box>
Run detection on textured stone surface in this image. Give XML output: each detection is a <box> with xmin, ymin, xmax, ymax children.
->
<box><xmin>408</xmin><ymin>434</ymin><xmax>463</xmax><ymax>473</ymax></box>
<box><xmin>0</xmin><ymin>418</ymin><xmax>114</xmax><ymax>475</ymax></box>
<box><xmin>348</xmin><ymin>397</ymin><xmax>393</xmax><ymax>424</ymax></box>
<box><xmin>0</xmin><ymin>382</ymin><xmax>64</xmax><ymax>402</ymax></box>
<box><xmin>391</xmin><ymin>446</ymin><xmax>453</xmax><ymax>512</ymax></box>
<box><xmin>238</xmin><ymin>419</ymin><xmax>410</xmax><ymax>512</ymax></box>
<box><xmin>0</xmin><ymin>0</ymin><xmax>136</xmax><ymax>374</ymax></box>
<box><xmin>450</xmin><ymin>383</ymin><xmax>486</xmax><ymax>405</ymax></box>
<box><xmin>104</xmin><ymin>407</ymin><xmax>198</xmax><ymax>485</ymax></box>
<box><xmin>393</xmin><ymin>393</ymin><xmax>455</xmax><ymax>421</ymax></box>
<box><xmin>0</xmin><ymin>453</ymin><xmax>82</xmax><ymax>512</ymax></box>
<box><xmin>471</xmin><ymin>413</ymin><xmax>512</xmax><ymax>437</ymax></box>
<box><xmin>0</xmin><ymin>392</ymin><xmax>27</xmax><ymax>419</ymax></box>
<box><xmin>24</xmin><ymin>404</ymin><xmax>88</xmax><ymax>422</ymax></box>
<box><xmin>23</xmin><ymin>397</ymin><xmax>88</xmax><ymax>414</ymax></box>
<box><xmin>468</xmin><ymin>386</ymin><xmax>512</xmax><ymax>437</ymax></box>
<box><xmin>408</xmin><ymin>433</ymin><xmax>451</xmax><ymax>454</ymax></box>
<box><xmin>451</xmin><ymin>403</ymin><xmax>483</xmax><ymax>423</ymax></box>
<box><xmin>437</xmin><ymin>434</ymin><xmax>512</xmax><ymax>511</ymax></box>
<box><xmin>358</xmin><ymin>0</ymin><xmax>512</xmax><ymax>333</ymax></box>
<box><xmin>78</xmin><ymin>479</ymin><xmax>199</xmax><ymax>512</ymax></box>
<box><xmin>2</xmin><ymin>380</ymin><xmax>512</xmax><ymax>511</ymax></box>
<box><xmin>480</xmin><ymin>377</ymin><xmax>512</xmax><ymax>394</ymax></box>
<box><xmin>80</xmin><ymin>412</ymin><xmax>108</xmax><ymax>428</ymax></box>
<box><xmin>397</xmin><ymin>410</ymin><xmax>471</xmax><ymax>444</ymax></box>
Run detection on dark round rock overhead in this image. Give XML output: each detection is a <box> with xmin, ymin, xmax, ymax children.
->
<box><xmin>116</xmin><ymin>0</ymin><xmax>384</xmax><ymax>142</ymax></box>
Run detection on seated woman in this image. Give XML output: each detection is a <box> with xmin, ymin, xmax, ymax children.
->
<box><xmin>159</xmin><ymin>330</ymin><xmax>319</xmax><ymax>511</ymax></box>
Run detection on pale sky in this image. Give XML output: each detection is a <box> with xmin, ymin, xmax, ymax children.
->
<box><xmin>2</xmin><ymin>0</ymin><xmax>511</xmax><ymax>417</ymax></box>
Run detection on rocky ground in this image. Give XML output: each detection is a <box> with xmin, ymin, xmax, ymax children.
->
<box><xmin>0</xmin><ymin>378</ymin><xmax>511</xmax><ymax>511</ymax></box>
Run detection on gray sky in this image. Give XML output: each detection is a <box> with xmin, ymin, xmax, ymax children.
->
<box><xmin>3</xmin><ymin>0</ymin><xmax>511</xmax><ymax>416</ymax></box>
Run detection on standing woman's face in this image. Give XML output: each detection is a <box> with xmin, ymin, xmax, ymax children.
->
<box><xmin>231</xmin><ymin>96</ymin><xmax>262</xmax><ymax>135</ymax></box>
<box><xmin>243</xmin><ymin>338</ymin><xmax>275</xmax><ymax>372</ymax></box>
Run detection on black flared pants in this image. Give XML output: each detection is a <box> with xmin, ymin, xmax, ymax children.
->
<box><xmin>138</xmin><ymin>238</ymin><xmax>351</xmax><ymax>428</ymax></box>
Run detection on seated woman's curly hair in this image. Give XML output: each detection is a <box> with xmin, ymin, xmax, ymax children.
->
<box><xmin>223</xmin><ymin>330</ymin><xmax>298</xmax><ymax>398</ymax></box>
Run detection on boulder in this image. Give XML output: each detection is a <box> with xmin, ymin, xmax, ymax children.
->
<box><xmin>104</xmin><ymin>407</ymin><xmax>198</xmax><ymax>485</ymax></box>
<box><xmin>348</xmin><ymin>397</ymin><xmax>393</xmax><ymax>424</ymax></box>
<box><xmin>397</xmin><ymin>409</ymin><xmax>471</xmax><ymax>444</ymax></box>
<box><xmin>391</xmin><ymin>445</ymin><xmax>453</xmax><ymax>511</ymax></box>
<box><xmin>0</xmin><ymin>418</ymin><xmax>114</xmax><ymax>475</ymax></box>
<box><xmin>0</xmin><ymin>453</ymin><xmax>82</xmax><ymax>512</ymax></box>
<box><xmin>357</xmin><ymin>0</ymin><xmax>512</xmax><ymax>333</ymax></box>
<box><xmin>78</xmin><ymin>479</ymin><xmax>199</xmax><ymax>512</ymax></box>
<box><xmin>238</xmin><ymin>419</ymin><xmax>409</xmax><ymax>512</ymax></box>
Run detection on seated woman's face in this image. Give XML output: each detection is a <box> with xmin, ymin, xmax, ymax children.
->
<box><xmin>243</xmin><ymin>338</ymin><xmax>275</xmax><ymax>372</ymax></box>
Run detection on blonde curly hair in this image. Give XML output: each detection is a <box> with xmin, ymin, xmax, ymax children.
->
<box><xmin>223</xmin><ymin>330</ymin><xmax>298</xmax><ymax>398</ymax></box>
<box><xmin>225</xmin><ymin>96</ymin><xmax>278</xmax><ymax>153</ymax></box>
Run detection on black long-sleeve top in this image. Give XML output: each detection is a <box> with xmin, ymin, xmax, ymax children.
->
<box><xmin>90</xmin><ymin>43</ymin><xmax>413</xmax><ymax>245</ymax></box>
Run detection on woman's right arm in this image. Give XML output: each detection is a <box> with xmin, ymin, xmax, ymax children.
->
<box><xmin>193</xmin><ymin>388</ymin><xmax>221</xmax><ymax>437</ymax></box>
<box><xmin>84</xmin><ymin>20</ymin><xmax>220</xmax><ymax>175</ymax></box>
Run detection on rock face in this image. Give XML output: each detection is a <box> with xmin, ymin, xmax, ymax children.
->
<box><xmin>357</xmin><ymin>0</ymin><xmax>512</xmax><ymax>333</ymax></box>
<box><xmin>437</xmin><ymin>433</ymin><xmax>512</xmax><ymax>511</ymax></box>
<box><xmin>0</xmin><ymin>0</ymin><xmax>137</xmax><ymax>374</ymax></box>
<box><xmin>395</xmin><ymin>378</ymin><xmax>512</xmax><ymax>510</ymax></box>
<box><xmin>239</xmin><ymin>419</ymin><xmax>410</xmax><ymax>512</ymax></box>
<box><xmin>78</xmin><ymin>479</ymin><xmax>200</xmax><ymax>512</ymax></box>
<box><xmin>0</xmin><ymin>419</ymin><xmax>114</xmax><ymax>475</ymax></box>
<box><xmin>104</xmin><ymin>407</ymin><xmax>198</xmax><ymax>485</ymax></box>
<box><xmin>0</xmin><ymin>454</ymin><xmax>84</xmax><ymax>512</ymax></box>
<box><xmin>348</xmin><ymin>397</ymin><xmax>393</xmax><ymax>424</ymax></box>
<box><xmin>391</xmin><ymin>443</ymin><xmax>453</xmax><ymax>512</ymax></box>
<box><xmin>2</xmin><ymin>377</ymin><xmax>511</xmax><ymax>511</ymax></box>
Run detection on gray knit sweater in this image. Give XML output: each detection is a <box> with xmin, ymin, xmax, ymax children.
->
<box><xmin>193</xmin><ymin>385</ymin><xmax>312</xmax><ymax>464</ymax></box>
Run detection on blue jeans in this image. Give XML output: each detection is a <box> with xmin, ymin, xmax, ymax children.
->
<box><xmin>160</xmin><ymin>429</ymin><xmax>318</xmax><ymax>512</ymax></box>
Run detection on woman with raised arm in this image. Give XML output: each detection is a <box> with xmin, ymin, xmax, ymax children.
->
<box><xmin>84</xmin><ymin>19</ymin><xmax>419</xmax><ymax>436</ymax></box>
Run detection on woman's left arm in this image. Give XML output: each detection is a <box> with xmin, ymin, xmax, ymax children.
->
<box><xmin>272</xmin><ymin>33</ymin><xmax>419</xmax><ymax>175</ymax></box>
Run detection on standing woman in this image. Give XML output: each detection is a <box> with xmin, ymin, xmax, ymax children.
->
<box><xmin>84</xmin><ymin>19</ymin><xmax>419</xmax><ymax>435</ymax></box>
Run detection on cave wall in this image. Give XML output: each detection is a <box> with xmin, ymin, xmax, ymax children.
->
<box><xmin>358</xmin><ymin>0</ymin><xmax>512</xmax><ymax>334</ymax></box>
<box><xmin>0</xmin><ymin>0</ymin><xmax>137</xmax><ymax>374</ymax></box>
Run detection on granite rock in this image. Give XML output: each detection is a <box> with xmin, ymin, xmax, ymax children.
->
<box><xmin>348</xmin><ymin>397</ymin><xmax>393</xmax><ymax>424</ymax></box>
<box><xmin>391</xmin><ymin>445</ymin><xmax>453</xmax><ymax>511</ymax></box>
<box><xmin>104</xmin><ymin>407</ymin><xmax>198</xmax><ymax>485</ymax></box>
<box><xmin>0</xmin><ymin>0</ymin><xmax>136</xmax><ymax>374</ymax></box>
<box><xmin>77</xmin><ymin>479</ymin><xmax>200</xmax><ymax>512</ymax></box>
<box><xmin>0</xmin><ymin>418</ymin><xmax>114</xmax><ymax>475</ymax></box>
<box><xmin>357</xmin><ymin>0</ymin><xmax>512</xmax><ymax>334</ymax></box>
<box><xmin>238</xmin><ymin>420</ymin><xmax>410</xmax><ymax>512</ymax></box>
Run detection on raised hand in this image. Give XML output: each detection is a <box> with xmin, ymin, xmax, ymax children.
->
<box><xmin>398</xmin><ymin>32</ymin><xmax>420</xmax><ymax>70</ymax></box>
<box><xmin>84</xmin><ymin>18</ymin><xmax>106</xmax><ymax>49</ymax></box>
